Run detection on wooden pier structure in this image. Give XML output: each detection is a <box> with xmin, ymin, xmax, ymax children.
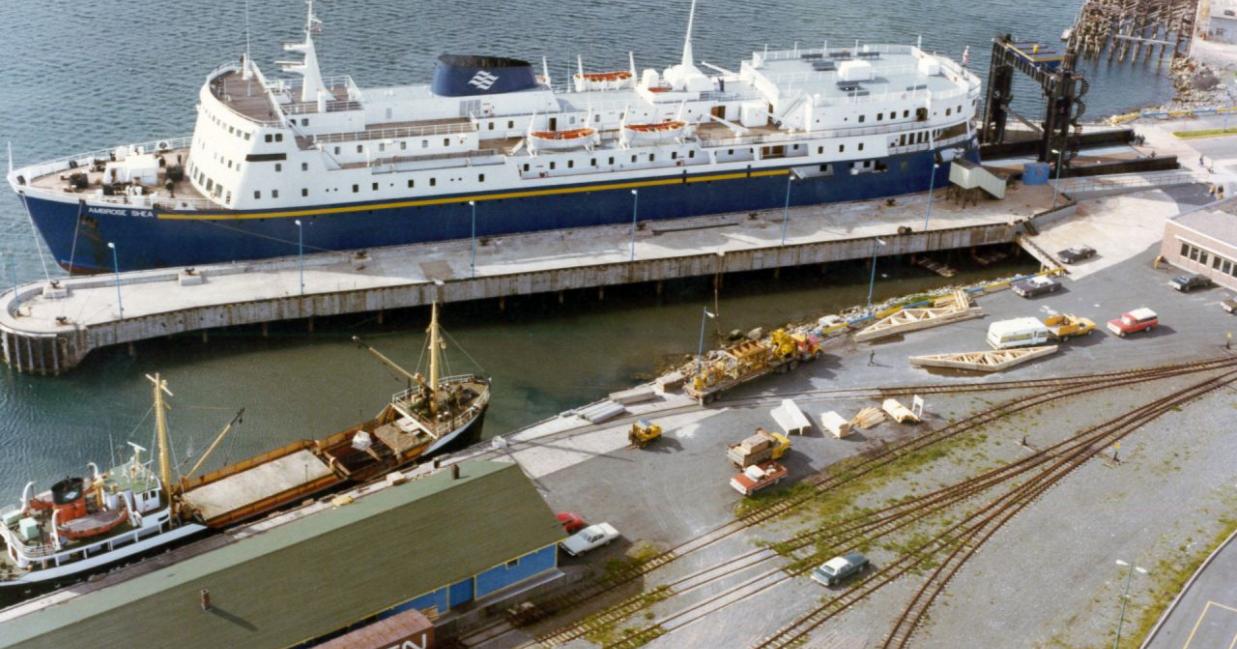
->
<box><xmin>1067</xmin><ymin>0</ymin><xmax>1198</xmax><ymax>64</ymax></box>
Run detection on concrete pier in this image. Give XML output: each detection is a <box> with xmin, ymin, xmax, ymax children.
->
<box><xmin>0</xmin><ymin>185</ymin><xmax>1058</xmax><ymax>374</ymax></box>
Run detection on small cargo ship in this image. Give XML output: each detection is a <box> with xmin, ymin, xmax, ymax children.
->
<box><xmin>0</xmin><ymin>304</ymin><xmax>488</xmax><ymax>602</ymax></box>
<box><xmin>6</xmin><ymin>0</ymin><xmax>980</xmax><ymax>273</ymax></box>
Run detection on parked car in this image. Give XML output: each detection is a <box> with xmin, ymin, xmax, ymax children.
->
<box><xmin>559</xmin><ymin>522</ymin><xmax>619</xmax><ymax>556</ymax></box>
<box><xmin>556</xmin><ymin>512</ymin><xmax>587</xmax><ymax>534</ymax></box>
<box><xmin>1170</xmin><ymin>273</ymin><xmax>1213</xmax><ymax>292</ymax></box>
<box><xmin>1011</xmin><ymin>275</ymin><xmax>1062</xmax><ymax>298</ymax></box>
<box><xmin>1106</xmin><ymin>308</ymin><xmax>1159</xmax><ymax>337</ymax></box>
<box><xmin>811</xmin><ymin>552</ymin><xmax>870</xmax><ymax>587</ymax></box>
<box><xmin>1057</xmin><ymin>245</ymin><xmax>1096</xmax><ymax>264</ymax></box>
<box><xmin>1223</xmin><ymin>298</ymin><xmax>1237</xmax><ymax>314</ymax></box>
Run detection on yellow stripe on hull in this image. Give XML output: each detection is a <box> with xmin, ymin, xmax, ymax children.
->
<box><xmin>157</xmin><ymin>168</ymin><xmax>791</xmax><ymax>221</ymax></box>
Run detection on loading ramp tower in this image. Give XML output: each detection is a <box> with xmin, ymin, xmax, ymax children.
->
<box><xmin>980</xmin><ymin>35</ymin><xmax>1089</xmax><ymax>167</ymax></box>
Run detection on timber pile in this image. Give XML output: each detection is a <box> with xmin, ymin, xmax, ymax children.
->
<box><xmin>1068</xmin><ymin>0</ymin><xmax>1197</xmax><ymax>64</ymax></box>
<box><xmin>909</xmin><ymin>345</ymin><xmax>1059</xmax><ymax>373</ymax></box>
<box><xmin>850</xmin><ymin>407</ymin><xmax>885</xmax><ymax>430</ymax></box>
<box><xmin>855</xmin><ymin>290</ymin><xmax>982</xmax><ymax>343</ymax></box>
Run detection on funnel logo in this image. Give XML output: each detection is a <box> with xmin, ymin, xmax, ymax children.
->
<box><xmin>468</xmin><ymin>71</ymin><xmax>499</xmax><ymax>90</ymax></box>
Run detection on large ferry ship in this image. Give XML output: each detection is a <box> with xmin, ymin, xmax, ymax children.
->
<box><xmin>7</xmin><ymin>0</ymin><xmax>981</xmax><ymax>274</ymax></box>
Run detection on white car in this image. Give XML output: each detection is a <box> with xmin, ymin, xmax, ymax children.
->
<box><xmin>559</xmin><ymin>522</ymin><xmax>619</xmax><ymax>556</ymax></box>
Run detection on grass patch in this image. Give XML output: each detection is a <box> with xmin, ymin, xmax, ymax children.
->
<box><xmin>601</xmin><ymin>541</ymin><xmax>664</xmax><ymax>584</ymax></box>
<box><xmin>580</xmin><ymin>586</ymin><xmax>672</xmax><ymax>645</ymax></box>
<box><xmin>1173</xmin><ymin>127</ymin><xmax>1237</xmax><ymax>140</ymax></box>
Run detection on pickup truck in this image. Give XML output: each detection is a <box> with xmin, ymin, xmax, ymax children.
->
<box><xmin>811</xmin><ymin>552</ymin><xmax>870</xmax><ymax>586</ymax></box>
<box><xmin>559</xmin><ymin>522</ymin><xmax>620</xmax><ymax>557</ymax></box>
<box><xmin>727</xmin><ymin>428</ymin><xmax>790</xmax><ymax>468</ymax></box>
<box><xmin>730</xmin><ymin>461</ymin><xmax>788</xmax><ymax>496</ymax></box>
<box><xmin>1011</xmin><ymin>276</ymin><xmax>1062</xmax><ymax>298</ymax></box>
<box><xmin>1223</xmin><ymin>298</ymin><xmax>1237</xmax><ymax>314</ymax></box>
<box><xmin>1042</xmin><ymin>313</ymin><xmax>1096</xmax><ymax>340</ymax></box>
<box><xmin>1107</xmin><ymin>308</ymin><xmax>1158</xmax><ymax>337</ymax></box>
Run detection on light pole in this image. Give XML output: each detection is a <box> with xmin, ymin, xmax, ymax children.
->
<box><xmin>1050</xmin><ymin>147</ymin><xmax>1065</xmax><ymax>209</ymax></box>
<box><xmin>923</xmin><ymin>140</ymin><xmax>939</xmax><ymax>231</ymax></box>
<box><xmin>630</xmin><ymin>189</ymin><xmax>639</xmax><ymax>262</ymax></box>
<box><xmin>866</xmin><ymin>238</ymin><xmax>887</xmax><ymax>311</ymax></box>
<box><xmin>469</xmin><ymin>200</ymin><xmax>477</xmax><ymax>278</ymax></box>
<box><xmin>294</xmin><ymin>219</ymin><xmax>304</xmax><ymax>296</ymax></box>
<box><xmin>1113</xmin><ymin>559</ymin><xmax>1148</xmax><ymax>649</ymax></box>
<box><xmin>697</xmin><ymin>307</ymin><xmax>716</xmax><ymax>376</ymax></box>
<box><xmin>781</xmin><ymin>174</ymin><xmax>795</xmax><ymax>245</ymax></box>
<box><xmin>107</xmin><ymin>242</ymin><xmax>123</xmax><ymax>320</ymax></box>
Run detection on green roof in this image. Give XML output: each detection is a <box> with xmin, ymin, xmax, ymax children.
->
<box><xmin>1</xmin><ymin>460</ymin><xmax>563</xmax><ymax>649</ymax></box>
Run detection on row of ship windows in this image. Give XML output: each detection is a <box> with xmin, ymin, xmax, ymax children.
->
<box><xmin>521</xmin><ymin>150</ymin><xmax>700</xmax><ymax>172</ymax></box>
<box><xmin>1180</xmin><ymin>242</ymin><xmax>1237</xmax><ymax>277</ymax></box>
<box><xmin>853</xmin><ymin>104</ymin><xmax>964</xmax><ymax>124</ymax></box>
<box><xmin>332</xmin><ymin>138</ymin><xmax>452</xmax><ymax>155</ymax></box>
<box><xmin>248</xmin><ymin>175</ymin><xmax>472</xmax><ymax>200</ymax></box>
<box><xmin>205</xmin><ymin>109</ymin><xmax>253</xmax><ymax>142</ymax></box>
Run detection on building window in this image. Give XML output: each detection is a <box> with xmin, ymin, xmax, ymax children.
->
<box><xmin>430</xmin><ymin>178</ymin><xmax>436</xmax><ymax>187</ymax></box>
<box><xmin>689</xmin><ymin>150</ymin><xmax>696</xmax><ymax>158</ymax></box>
<box><xmin>609</xmin><ymin>156</ymin><xmax>615</xmax><ymax>164</ymax></box>
<box><xmin>244</xmin><ymin>133</ymin><xmax>251</xmax><ymax>141</ymax></box>
<box><xmin>443</xmin><ymin>138</ymin><xmax>450</xmax><ymax>146</ymax></box>
<box><xmin>550</xmin><ymin>161</ymin><xmax>556</xmax><ymax>170</ymax></box>
<box><xmin>1180</xmin><ymin>243</ymin><xmax>1190</xmax><ymax>256</ymax></box>
<box><xmin>302</xmin><ymin>118</ymin><xmax>309</xmax><ymax>126</ymax></box>
<box><xmin>272</xmin><ymin>190</ymin><xmax>279</xmax><ymax>198</ymax></box>
<box><xmin>507</xmin><ymin>120</ymin><xmax>514</xmax><ymax>128</ymax></box>
<box><xmin>506</xmin><ymin>558</ymin><xmax>520</xmax><ymax>568</ymax></box>
<box><xmin>858</xmin><ymin>142</ymin><xmax>865</xmax><ymax>151</ymax></box>
<box><xmin>275</xmin><ymin>163</ymin><xmax>282</xmax><ymax>172</ymax></box>
<box><xmin>302</xmin><ymin>162</ymin><xmax>308</xmax><ymax>171</ymax></box>
<box><xmin>903</xmin><ymin>110</ymin><xmax>910</xmax><ymax>118</ymax></box>
<box><xmin>946</xmin><ymin>108</ymin><xmax>952</xmax><ymax>116</ymax></box>
<box><xmin>859</xmin><ymin>115</ymin><xmax>865</xmax><ymax>123</ymax></box>
<box><xmin>567</xmin><ymin>160</ymin><xmax>574</xmax><ymax>169</ymax></box>
<box><xmin>253</xmin><ymin>190</ymin><xmax>260</xmax><ymax>199</ymax></box>
<box><xmin>1224</xmin><ymin>260</ymin><xmax>1233</xmax><ymax>274</ymax></box>
<box><xmin>408</xmin><ymin>179</ymin><xmax>415</xmax><ymax>188</ymax></box>
<box><xmin>1214</xmin><ymin>255</ymin><xmax>1223</xmax><ymax>269</ymax></box>
<box><xmin>591</xmin><ymin>158</ymin><xmax>597</xmax><ymax>166</ymax></box>
<box><xmin>818</xmin><ymin>146</ymin><xmax>824</xmax><ymax>154</ymax></box>
<box><xmin>649</xmin><ymin>154</ymin><xmax>655</xmax><ymax>162</ymax></box>
<box><xmin>671</xmin><ymin>152</ymin><xmax>678</xmax><ymax>160</ymax></box>
<box><xmin>275</xmin><ymin>133</ymin><xmax>283</xmax><ymax>142</ymax></box>
<box><xmin>372</xmin><ymin>182</ymin><xmax>379</xmax><ymax>191</ymax></box>
<box><xmin>302</xmin><ymin>188</ymin><xmax>308</xmax><ymax>197</ymax></box>
<box><xmin>334</xmin><ymin>146</ymin><xmax>340</xmax><ymax>155</ymax></box>
<box><xmin>422</xmin><ymin>140</ymin><xmax>429</xmax><ymax>149</ymax></box>
<box><xmin>401</xmin><ymin>142</ymin><xmax>407</xmax><ymax>150</ymax></box>
<box><xmin>264</xmin><ymin>134</ymin><xmax>273</xmax><ymax>143</ymax></box>
<box><xmin>352</xmin><ymin>184</ymin><xmax>359</xmax><ymax>193</ymax></box>
<box><xmin>877</xmin><ymin>113</ymin><xmax>883</xmax><ymax>121</ymax></box>
<box><xmin>488</xmin><ymin>122</ymin><xmax>494</xmax><ymax>130</ymax></box>
<box><xmin>379</xmin><ymin>143</ymin><xmax>385</xmax><ymax>152</ymax></box>
<box><xmin>839</xmin><ymin>144</ymin><xmax>845</xmax><ymax>152</ymax></box>
<box><xmin>357</xmin><ymin>145</ymin><xmax>363</xmax><ymax>153</ymax></box>
<box><xmin>522</xmin><ymin>163</ymin><xmax>529</xmax><ymax>172</ymax></box>
<box><xmin>478</xmin><ymin>173</ymin><xmax>485</xmax><ymax>182</ymax></box>
<box><xmin>1200</xmin><ymin>251</ymin><xmax>1209</xmax><ymax>265</ymax></box>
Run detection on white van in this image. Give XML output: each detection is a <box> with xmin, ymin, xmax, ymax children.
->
<box><xmin>986</xmin><ymin>317</ymin><xmax>1051</xmax><ymax>350</ymax></box>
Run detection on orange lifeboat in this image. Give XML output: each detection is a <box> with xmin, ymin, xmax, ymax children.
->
<box><xmin>621</xmin><ymin>120</ymin><xmax>688</xmax><ymax>145</ymax></box>
<box><xmin>58</xmin><ymin>505</ymin><xmax>129</xmax><ymax>541</ymax></box>
<box><xmin>572</xmin><ymin>70</ymin><xmax>633</xmax><ymax>92</ymax></box>
<box><xmin>527</xmin><ymin>127</ymin><xmax>598</xmax><ymax>151</ymax></box>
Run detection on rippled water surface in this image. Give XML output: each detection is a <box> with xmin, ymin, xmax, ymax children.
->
<box><xmin>0</xmin><ymin>0</ymin><xmax>1167</xmax><ymax>494</ymax></box>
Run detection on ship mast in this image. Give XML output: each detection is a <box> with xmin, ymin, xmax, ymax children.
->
<box><xmin>145</xmin><ymin>373</ymin><xmax>174</xmax><ymax>494</ymax></box>
<box><xmin>428</xmin><ymin>302</ymin><xmax>441</xmax><ymax>396</ymax></box>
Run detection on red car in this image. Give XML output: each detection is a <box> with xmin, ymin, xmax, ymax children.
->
<box><xmin>1106</xmin><ymin>308</ymin><xmax>1158</xmax><ymax>337</ymax></box>
<box><xmin>556</xmin><ymin>512</ymin><xmax>587</xmax><ymax>534</ymax></box>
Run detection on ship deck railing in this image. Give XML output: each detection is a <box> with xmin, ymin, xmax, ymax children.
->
<box><xmin>754</xmin><ymin>43</ymin><xmax>917</xmax><ymax>65</ymax></box>
<box><xmin>304</xmin><ymin>119</ymin><xmax>477</xmax><ymax>148</ymax></box>
<box><xmin>0</xmin><ymin>511</ymin><xmax>162</xmax><ymax>567</ymax></box>
<box><xmin>11</xmin><ymin>136</ymin><xmax>193</xmax><ymax>188</ymax></box>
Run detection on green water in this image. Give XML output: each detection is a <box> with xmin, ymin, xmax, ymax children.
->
<box><xmin>0</xmin><ymin>253</ymin><xmax>1035</xmax><ymax>495</ymax></box>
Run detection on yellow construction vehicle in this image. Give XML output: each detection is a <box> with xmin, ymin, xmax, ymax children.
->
<box><xmin>1042</xmin><ymin>313</ymin><xmax>1096</xmax><ymax>340</ymax></box>
<box><xmin>727</xmin><ymin>428</ymin><xmax>791</xmax><ymax>468</ymax></box>
<box><xmin>628</xmin><ymin>420</ymin><xmax>663</xmax><ymax>448</ymax></box>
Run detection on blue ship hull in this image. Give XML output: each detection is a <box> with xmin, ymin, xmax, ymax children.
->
<box><xmin>22</xmin><ymin>146</ymin><xmax>973</xmax><ymax>273</ymax></box>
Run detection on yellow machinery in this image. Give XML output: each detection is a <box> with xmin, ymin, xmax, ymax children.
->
<box><xmin>1042</xmin><ymin>313</ymin><xmax>1096</xmax><ymax>340</ymax></box>
<box><xmin>629</xmin><ymin>420</ymin><xmax>663</xmax><ymax>448</ymax></box>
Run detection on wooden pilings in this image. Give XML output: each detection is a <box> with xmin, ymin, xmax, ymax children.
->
<box><xmin>1069</xmin><ymin>0</ymin><xmax>1198</xmax><ymax>64</ymax></box>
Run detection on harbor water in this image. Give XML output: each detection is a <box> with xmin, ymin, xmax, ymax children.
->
<box><xmin>0</xmin><ymin>0</ymin><xmax>1169</xmax><ymax>496</ymax></box>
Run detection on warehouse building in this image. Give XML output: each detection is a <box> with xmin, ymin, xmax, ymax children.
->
<box><xmin>0</xmin><ymin>460</ymin><xmax>564</xmax><ymax>649</ymax></box>
<box><xmin>1160</xmin><ymin>202</ymin><xmax>1237</xmax><ymax>291</ymax></box>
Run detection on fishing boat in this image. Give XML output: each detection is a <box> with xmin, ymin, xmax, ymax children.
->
<box><xmin>7</xmin><ymin>0</ymin><xmax>981</xmax><ymax>274</ymax></box>
<box><xmin>0</xmin><ymin>375</ymin><xmax>209</xmax><ymax>602</ymax></box>
<box><xmin>0</xmin><ymin>304</ymin><xmax>489</xmax><ymax>602</ymax></box>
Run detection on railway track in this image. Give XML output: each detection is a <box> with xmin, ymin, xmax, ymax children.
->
<box><xmin>498</xmin><ymin>358</ymin><xmax>1237</xmax><ymax>648</ymax></box>
<box><xmin>754</xmin><ymin>368</ymin><xmax>1237</xmax><ymax>649</ymax></box>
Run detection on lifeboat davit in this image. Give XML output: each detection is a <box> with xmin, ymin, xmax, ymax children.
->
<box><xmin>573</xmin><ymin>70</ymin><xmax>633</xmax><ymax>92</ymax></box>
<box><xmin>527</xmin><ymin>127</ymin><xmax>599</xmax><ymax>152</ymax></box>
<box><xmin>621</xmin><ymin>120</ymin><xmax>688</xmax><ymax>146</ymax></box>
